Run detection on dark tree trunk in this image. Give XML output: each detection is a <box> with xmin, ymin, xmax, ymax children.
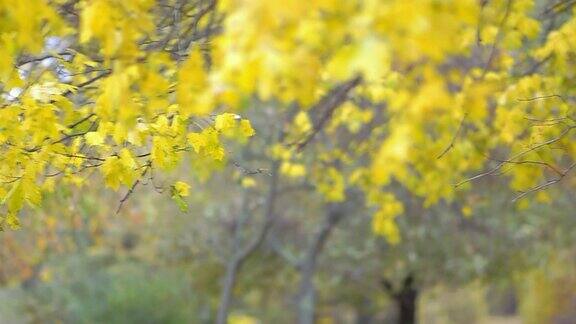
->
<box><xmin>395</xmin><ymin>287</ymin><xmax>417</xmax><ymax>324</ymax></box>
<box><xmin>382</xmin><ymin>274</ymin><xmax>418</xmax><ymax>324</ymax></box>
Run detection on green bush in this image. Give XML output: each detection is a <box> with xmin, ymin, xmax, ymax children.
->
<box><xmin>16</xmin><ymin>254</ymin><xmax>204</xmax><ymax>324</ymax></box>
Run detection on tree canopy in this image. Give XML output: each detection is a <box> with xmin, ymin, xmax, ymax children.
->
<box><xmin>2</xmin><ymin>0</ymin><xmax>575</xmax><ymax>242</ymax></box>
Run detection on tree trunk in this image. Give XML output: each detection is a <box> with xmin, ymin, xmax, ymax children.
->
<box><xmin>382</xmin><ymin>275</ymin><xmax>418</xmax><ymax>324</ymax></box>
<box><xmin>215</xmin><ymin>160</ymin><xmax>280</xmax><ymax>324</ymax></box>
<box><xmin>297</xmin><ymin>261</ymin><xmax>317</xmax><ymax>324</ymax></box>
<box><xmin>395</xmin><ymin>275</ymin><xmax>418</xmax><ymax>324</ymax></box>
<box><xmin>394</xmin><ymin>289</ymin><xmax>417</xmax><ymax>324</ymax></box>
<box><xmin>216</xmin><ymin>258</ymin><xmax>240</xmax><ymax>324</ymax></box>
<box><xmin>296</xmin><ymin>205</ymin><xmax>345</xmax><ymax>324</ymax></box>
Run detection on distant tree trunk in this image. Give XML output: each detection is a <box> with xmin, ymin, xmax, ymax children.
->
<box><xmin>297</xmin><ymin>205</ymin><xmax>345</xmax><ymax>324</ymax></box>
<box><xmin>382</xmin><ymin>274</ymin><xmax>418</xmax><ymax>324</ymax></box>
<box><xmin>297</xmin><ymin>262</ymin><xmax>317</xmax><ymax>324</ymax></box>
<box><xmin>216</xmin><ymin>257</ymin><xmax>240</xmax><ymax>324</ymax></box>
<box><xmin>215</xmin><ymin>160</ymin><xmax>280</xmax><ymax>324</ymax></box>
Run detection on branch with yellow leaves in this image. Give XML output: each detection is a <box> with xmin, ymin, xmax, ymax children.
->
<box><xmin>512</xmin><ymin>161</ymin><xmax>576</xmax><ymax>202</ymax></box>
<box><xmin>456</xmin><ymin>125</ymin><xmax>576</xmax><ymax>200</ymax></box>
<box><xmin>292</xmin><ymin>75</ymin><xmax>363</xmax><ymax>151</ymax></box>
<box><xmin>116</xmin><ymin>162</ymin><xmax>152</xmax><ymax>214</ymax></box>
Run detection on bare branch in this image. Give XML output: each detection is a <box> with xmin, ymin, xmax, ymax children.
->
<box><xmin>513</xmin><ymin>161</ymin><xmax>576</xmax><ymax>201</ymax></box>
<box><xmin>517</xmin><ymin>94</ymin><xmax>568</xmax><ymax>103</ymax></box>
<box><xmin>229</xmin><ymin>159</ymin><xmax>271</xmax><ymax>176</ymax></box>
<box><xmin>115</xmin><ymin>163</ymin><xmax>151</xmax><ymax>215</ymax></box>
<box><xmin>292</xmin><ymin>75</ymin><xmax>362</xmax><ymax>151</ymax></box>
<box><xmin>237</xmin><ymin>160</ymin><xmax>280</xmax><ymax>261</ymax></box>
<box><xmin>67</xmin><ymin>113</ymin><xmax>96</xmax><ymax>129</ymax></box>
<box><xmin>543</xmin><ymin>0</ymin><xmax>576</xmax><ymax>16</ymax></box>
<box><xmin>267</xmin><ymin>235</ymin><xmax>301</xmax><ymax>269</ymax></box>
<box><xmin>456</xmin><ymin>126</ymin><xmax>576</xmax><ymax>187</ymax></box>
<box><xmin>16</xmin><ymin>51</ymin><xmax>74</xmax><ymax>67</ymax></box>
<box><xmin>437</xmin><ymin>113</ymin><xmax>467</xmax><ymax>159</ymax></box>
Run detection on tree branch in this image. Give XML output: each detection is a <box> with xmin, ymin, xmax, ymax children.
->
<box><xmin>293</xmin><ymin>75</ymin><xmax>362</xmax><ymax>151</ymax></box>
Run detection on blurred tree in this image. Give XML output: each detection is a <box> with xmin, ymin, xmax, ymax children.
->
<box><xmin>1</xmin><ymin>1</ymin><xmax>576</xmax><ymax>323</ymax></box>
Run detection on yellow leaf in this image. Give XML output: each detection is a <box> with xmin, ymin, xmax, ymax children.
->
<box><xmin>101</xmin><ymin>157</ymin><xmax>122</xmax><ymax>190</ymax></box>
<box><xmin>215</xmin><ymin>113</ymin><xmax>238</xmax><ymax>132</ymax></box>
<box><xmin>23</xmin><ymin>177</ymin><xmax>41</xmax><ymax>207</ymax></box>
<box><xmin>239</xmin><ymin>119</ymin><xmax>255</xmax><ymax>137</ymax></box>
<box><xmin>6</xmin><ymin>212</ymin><xmax>21</xmax><ymax>230</ymax></box>
<box><xmin>119</xmin><ymin>148</ymin><xmax>136</xmax><ymax>169</ymax></box>
<box><xmin>173</xmin><ymin>181</ymin><xmax>191</xmax><ymax>197</ymax></box>
<box><xmin>3</xmin><ymin>180</ymin><xmax>24</xmax><ymax>213</ymax></box>
<box><xmin>281</xmin><ymin>162</ymin><xmax>306</xmax><ymax>178</ymax></box>
<box><xmin>294</xmin><ymin>111</ymin><xmax>312</xmax><ymax>134</ymax></box>
<box><xmin>188</xmin><ymin>132</ymin><xmax>205</xmax><ymax>153</ymax></box>
<box><xmin>85</xmin><ymin>131</ymin><xmax>105</xmax><ymax>146</ymax></box>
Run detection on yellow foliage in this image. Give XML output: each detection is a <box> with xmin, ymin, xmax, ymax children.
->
<box><xmin>293</xmin><ymin>111</ymin><xmax>312</xmax><ymax>134</ymax></box>
<box><xmin>85</xmin><ymin>131</ymin><xmax>105</xmax><ymax>146</ymax></box>
<box><xmin>316</xmin><ymin>168</ymin><xmax>345</xmax><ymax>202</ymax></box>
<box><xmin>173</xmin><ymin>181</ymin><xmax>191</xmax><ymax>197</ymax></box>
<box><xmin>0</xmin><ymin>0</ymin><xmax>571</xmax><ymax>237</ymax></box>
<box><xmin>280</xmin><ymin>162</ymin><xmax>306</xmax><ymax>178</ymax></box>
<box><xmin>241</xmin><ymin>177</ymin><xmax>256</xmax><ymax>188</ymax></box>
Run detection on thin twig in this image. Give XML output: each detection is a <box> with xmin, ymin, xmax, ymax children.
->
<box><xmin>437</xmin><ymin>113</ymin><xmax>468</xmax><ymax>159</ymax></box>
<box><xmin>456</xmin><ymin>126</ymin><xmax>576</xmax><ymax>187</ymax></box>
<box><xmin>115</xmin><ymin>163</ymin><xmax>150</xmax><ymax>215</ymax></box>
<box><xmin>229</xmin><ymin>159</ymin><xmax>270</xmax><ymax>176</ymax></box>
<box><xmin>513</xmin><ymin>161</ymin><xmax>576</xmax><ymax>201</ymax></box>
<box><xmin>517</xmin><ymin>94</ymin><xmax>568</xmax><ymax>103</ymax></box>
